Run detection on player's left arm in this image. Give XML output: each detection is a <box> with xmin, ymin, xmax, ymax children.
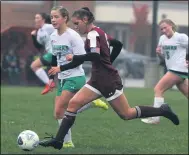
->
<box><xmin>178</xmin><ymin>34</ymin><xmax>188</xmax><ymax>49</ymax></box>
<box><xmin>178</xmin><ymin>34</ymin><xmax>188</xmax><ymax>65</ymax></box>
<box><xmin>185</xmin><ymin>46</ymin><xmax>188</xmax><ymax>68</ymax></box>
<box><xmin>108</xmin><ymin>37</ymin><xmax>123</xmax><ymax>63</ymax></box>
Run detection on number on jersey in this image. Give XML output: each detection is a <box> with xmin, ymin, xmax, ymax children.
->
<box><xmin>165</xmin><ymin>51</ymin><xmax>170</xmax><ymax>59</ymax></box>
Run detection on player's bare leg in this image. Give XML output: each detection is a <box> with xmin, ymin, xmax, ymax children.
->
<box><xmin>54</xmin><ymin>91</ymin><xmax>75</xmax><ymax>148</ymax></box>
<box><xmin>176</xmin><ymin>79</ymin><xmax>188</xmax><ymax>98</ymax></box>
<box><xmin>30</xmin><ymin>58</ymin><xmax>55</xmax><ymax>95</ymax></box>
<box><xmin>39</xmin><ymin>86</ymin><xmax>179</xmax><ymax>150</ymax></box>
<box><xmin>141</xmin><ymin>71</ymin><xmax>183</xmax><ymax>124</ymax></box>
<box><xmin>39</xmin><ymin>86</ymin><xmax>100</xmax><ymax>149</ymax></box>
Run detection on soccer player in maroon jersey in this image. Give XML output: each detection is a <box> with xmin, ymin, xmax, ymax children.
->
<box><xmin>39</xmin><ymin>7</ymin><xmax>179</xmax><ymax>150</ymax></box>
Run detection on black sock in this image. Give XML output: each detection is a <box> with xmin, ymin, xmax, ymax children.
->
<box><xmin>135</xmin><ymin>106</ymin><xmax>164</xmax><ymax>118</ymax></box>
<box><xmin>55</xmin><ymin>111</ymin><xmax>76</xmax><ymax>142</ymax></box>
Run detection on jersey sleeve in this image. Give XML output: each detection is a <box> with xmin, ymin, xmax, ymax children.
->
<box><xmin>45</xmin><ymin>24</ymin><xmax>55</xmax><ymax>35</ymax></box>
<box><xmin>157</xmin><ymin>35</ymin><xmax>165</xmax><ymax>56</ymax></box>
<box><xmin>50</xmin><ymin>34</ymin><xmax>56</xmax><ymax>56</ymax></box>
<box><xmin>158</xmin><ymin>35</ymin><xmax>164</xmax><ymax>47</ymax></box>
<box><xmin>45</xmin><ymin>41</ymin><xmax>53</xmax><ymax>54</ymax></box>
<box><xmin>44</xmin><ymin>36</ymin><xmax>53</xmax><ymax>54</ymax></box>
<box><xmin>178</xmin><ymin>33</ymin><xmax>188</xmax><ymax>48</ymax></box>
<box><xmin>86</xmin><ymin>30</ymin><xmax>100</xmax><ymax>54</ymax></box>
<box><xmin>71</xmin><ymin>33</ymin><xmax>86</xmax><ymax>55</ymax></box>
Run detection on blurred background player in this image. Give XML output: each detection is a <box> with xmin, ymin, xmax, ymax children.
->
<box><xmin>43</xmin><ymin>6</ymin><xmax>109</xmax><ymax>148</ymax></box>
<box><xmin>30</xmin><ymin>13</ymin><xmax>56</xmax><ymax>95</ymax></box>
<box><xmin>39</xmin><ymin>7</ymin><xmax>179</xmax><ymax>150</ymax></box>
<box><xmin>141</xmin><ymin>19</ymin><xmax>188</xmax><ymax>124</ymax></box>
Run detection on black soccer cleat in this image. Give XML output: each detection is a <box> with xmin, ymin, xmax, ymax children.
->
<box><xmin>39</xmin><ymin>133</ymin><xmax>63</xmax><ymax>150</ymax></box>
<box><xmin>160</xmin><ymin>104</ymin><xmax>180</xmax><ymax>125</ymax></box>
<box><xmin>39</xmin><ymin>138</ymin><xmax>63</xmax><ymax>150</ymax></box>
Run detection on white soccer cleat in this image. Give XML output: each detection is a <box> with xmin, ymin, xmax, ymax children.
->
<box><xmin>141</xmin><ymin>117</ymin><xmax>160</xmax><ymax>124</ymax></box>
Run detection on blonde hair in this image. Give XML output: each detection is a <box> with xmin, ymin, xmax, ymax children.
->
<box><xmin>51</xmin><ymin>6</ymin><xmax>69</xmax><ymax>23</ymax></box>
<box><xmin>159</xmin><ymin>19</ymin><xmax>177</xmax><ymax>32</ymax></box>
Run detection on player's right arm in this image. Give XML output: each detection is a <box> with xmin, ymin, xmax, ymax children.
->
<box><xmin>31</xmin><ymin>30</ymin><xmax>43</xmax><ymax>50</ymax></box>
<box><xmin>156</xmin><ymin>35</ymin><xmax>165</xmax><ymax>63</ymax></box>
<box><xmin>156</xmin><ymin>35</ymin><xmax>166</xmax><ymax>65</ymax></box>
<box><xmin>48</xmin><ymin>30</ymin><xmax>101</xmax><ymax>75</ymax></box>
<box><xmin>156</xmin><ymin>35</ymin><xmax>164</xmax><ymax>55</ymax></box>
<box><xmin>58</xmin><ymin>30</ymin><xmax>101</xmax><ymax>72</ymax></box>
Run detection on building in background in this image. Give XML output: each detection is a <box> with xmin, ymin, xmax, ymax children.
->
<box><xmin>94</xmin><ymin>1</ymin><xmax>188</xmax><ymax>55</ymax></box>
<box><xmin>1</xmin><ymin>1</ymin><xmax>188</xmax><ymax>86</ymax></box>
<box><xmin>1</xmin><ymin>1</ymin><xmax>188</xmax><ymax>52</ymax></box>
<box><xmin>1</xmin><ymin>1</ymin><xmax>95</xmax><ymax>85</ymax></box>
<box><xmin>1</xmin><ymin>1</ymin><xmax>51</xmax><ymax>30</ymax></box>
<box><xmin>1</xmin><ymin>1</ymin><xmax>95</xmax><ymax>31</ymax></box>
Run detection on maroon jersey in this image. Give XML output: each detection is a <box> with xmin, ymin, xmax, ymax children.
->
<box><xmin>85</xmin><ymin>27</ymin><xmax>123</xmax><ymax>98</ymax></box>
<box><xmin>107</xmin><ymin>34</ymin><xmax>113</xmax><ymax>42</ymax></box>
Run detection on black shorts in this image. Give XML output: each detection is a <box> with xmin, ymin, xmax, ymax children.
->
<box><xmin>86</xmin><ymin>75</ymin><xmax>123</xmax><ymax>101</ymax></box>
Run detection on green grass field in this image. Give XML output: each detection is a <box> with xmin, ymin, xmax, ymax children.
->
<box><xmin>1</xmin><ymin>86</ymin><xmax>188</xmax><ymax>154</ymax></box>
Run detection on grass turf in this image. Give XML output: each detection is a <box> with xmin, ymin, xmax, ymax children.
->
<box><xmin>1</xmin><ymin>86</ymin><xmax>188</xmax><ymax>154</ymax></box>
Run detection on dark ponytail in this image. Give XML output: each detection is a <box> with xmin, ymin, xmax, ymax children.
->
<box><xmin>38</xmin><ymin>13</ymin><xmax>51</xmax><ymax>24</ymax></box>
<box><xmin>81</xmin><ymin>7</ymin><xmax>90</xmax><ymax>12</ymax></box>
<box><xmin>44</xmin><ymin>14</ymin><xmax>51</xmax><ymax>24</ymax></box>
<box><xmin>72</xmin><ymin>7</ymin><xmax>95</xmax><ymax>24</ymax></box>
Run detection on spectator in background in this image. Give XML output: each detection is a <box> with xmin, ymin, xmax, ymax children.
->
<box><xmin>4</xmin><ymin>49</ymin><xmax>20</xmax><ymax>85</ymax></box>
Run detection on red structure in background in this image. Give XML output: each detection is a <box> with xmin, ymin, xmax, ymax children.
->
<box><xmin>129</xmin><ymin>4</ymin><xmax>151</xmax><ymax>53</ymax></box>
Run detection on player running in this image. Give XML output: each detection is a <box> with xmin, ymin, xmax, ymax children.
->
<box><xmin>39</xmin><ymin>8</ymin><xmax>180</xmax><ymax>150</ymax></box>
<box><xmin>141</xmin><ymin>19</ymin><xmax>188</xmax><ymax>124</ymax></box>
<box><xmin>38</xmin><ymin>6</ymin><xmax>109</xmax><ymax>148</ymax></box>
<box><xmin>30</xmin><ymin>13</ymin><xmax>56</xmax><ymax>95</ymax></box>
